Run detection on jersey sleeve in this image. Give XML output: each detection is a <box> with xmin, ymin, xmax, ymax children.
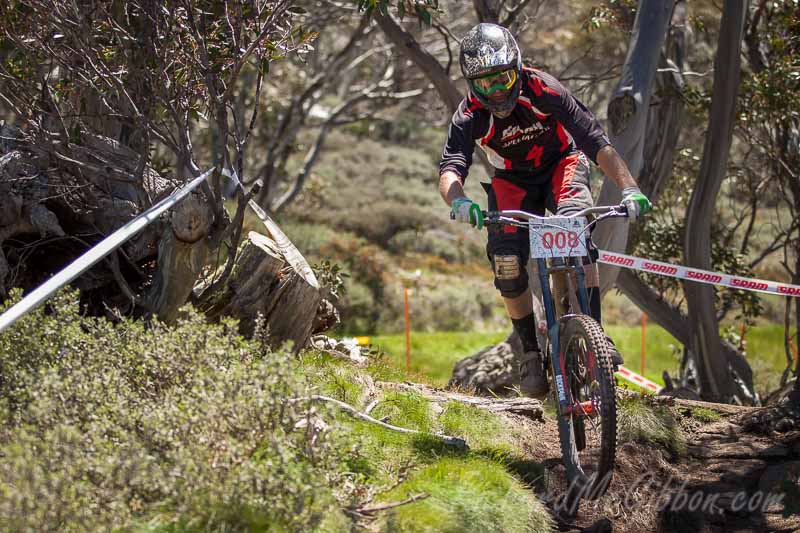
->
<box><xmin>439</xmin><ymin>100</ymin><xmax>479</xmax><ymax>182</ymax></box>
<box><xmin>532</xmin><ymin>71</ymin><xmax>611</xmax><ymax>164</ymax></box>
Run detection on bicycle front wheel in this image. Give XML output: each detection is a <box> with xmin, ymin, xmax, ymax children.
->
<box><xmin>556</xmin><ymin>314</ymin><xmax>617</xmax><ymax>500</ymax></box>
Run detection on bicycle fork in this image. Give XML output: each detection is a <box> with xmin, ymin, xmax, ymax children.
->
<box><xmin>536</xmin><ymin>257</ymin><xmax>592</xmax><ymax>417</ymax></box>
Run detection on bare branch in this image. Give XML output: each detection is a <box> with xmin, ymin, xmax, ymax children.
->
<box><xmin>501</xmin><ymin>0</ymin><xmax>539</xmax><ymax>27</ymax></box>
<box><xmin>298</xmin><ymin>395</ymin><xmax>467</xmax><ymax>448</ymax></box>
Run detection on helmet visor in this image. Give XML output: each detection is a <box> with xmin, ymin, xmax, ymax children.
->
<box><xmin>470</xmin><ymin>69</ymin><xmax>517</xmax><ymax>96</ymax></box>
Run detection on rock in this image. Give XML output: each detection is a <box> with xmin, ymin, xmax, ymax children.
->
<box><xmin>687</xmin><ymin>439</ymin><xmax>791</xmax><ymax>462</ymax></box>
<box><xmin>448</xmin><ymin>340</ymin><xmax>518</xmax><ymax>395</ymax></box>
<box><xmin>708</xmin><ymin>459</ymin><xmax>767</xmax><ymax>490</ymax></box>
<box><xmin>758</xmin><ymin>445</ymin><xmax>791</xmax><ymax>459</ymax></box>
<box><xmin>310</xmin><ymin>335</ymin><xmax>369</xmax><ymax>366</ymax></box>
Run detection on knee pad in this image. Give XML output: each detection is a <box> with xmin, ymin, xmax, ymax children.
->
<box><xmin>491</xmin><ymin>253</ymin><xmax>529</xmax><ymax>298</ymax></box>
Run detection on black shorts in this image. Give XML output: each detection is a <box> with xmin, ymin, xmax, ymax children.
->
<box><xmin>484</xmin><ymin>151</ymin><xmax>594</xmax><ymax>262</ymax></box>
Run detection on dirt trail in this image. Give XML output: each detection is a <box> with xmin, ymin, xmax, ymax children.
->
<box><xmin>548</xmin><ymin>398</ymin><xmax>800</xmax><ymax>533</ymax></box>
<box><xmin>385</xmin><ymin>382</ymin><xmax>800</xmax><ymax>533</ymax></box>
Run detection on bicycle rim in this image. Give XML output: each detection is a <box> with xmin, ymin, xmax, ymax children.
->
<box><xmin>556</xmin><ymin>314</ymin><xmax>617</xmax><ymax>500</ymax></box>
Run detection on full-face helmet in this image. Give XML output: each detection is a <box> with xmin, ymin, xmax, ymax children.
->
<box><xmin>459</xmin><ymin>23</ymin><xmax>522</xmax><ymax>116</ymax></box>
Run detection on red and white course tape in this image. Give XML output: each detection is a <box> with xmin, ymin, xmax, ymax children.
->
<box><xmin>598</xmin><ymin>250</ymin><xmax>800</xmax><ymax>297</ymax></box>
<box><xmin>596</xmin><ymin>249</ymin><xmax>800</xmax><ymax>393</ymax></box>
<box><xmin>615</xmin><ymin>365</ymin><xmax>662</xmax><ymax>393</ymax></box>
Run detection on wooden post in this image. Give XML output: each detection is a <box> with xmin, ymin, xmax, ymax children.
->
<box><xmin>641</xmin><ymin>313</ymin><xmax>647</xmax><ymax>376</ymax></box>
<box><xmin>404</xmin><ymin>286</ymin><xmax>411</xmax><ymax>371</ymax></box>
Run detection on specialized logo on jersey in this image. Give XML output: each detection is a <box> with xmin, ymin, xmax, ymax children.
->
<box><xmin>500</xmin><ymin>122</ymin><xmax>546</xmax><ymax>147</ymax></box>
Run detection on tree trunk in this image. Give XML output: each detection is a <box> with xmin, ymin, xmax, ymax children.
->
<box><xmin>594</xmin><ymin>0</ymin><xmax>675</xmax><ymax>293</ymax></box>
<box><xmin>683</xmin><ymin>0</ymin><xmax>747</xmax><ymax>402</ymax></box>
<box><xmin>794</xmin><ymin>254</ymin><xmax>800</xmax><ymax>401</ymax></box>
<box><xmin>618</xmin><ymin>268</ymin><xmax>755</xmax><ymax>397</ymax></box>
<box><xmin>373</xmin><ymin>11</ymin><xmax>463</xmax><ymax>113</ymax></box>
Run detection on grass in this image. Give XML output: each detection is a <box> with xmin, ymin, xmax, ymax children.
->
<box><xmin>299</xmin><ymin>350</ymin><xmax>554</xmax><ymax>533</ymax></box>
<box><xmin>439</xmin><ymin>401</ymin><xmax>524</xmax><ymax>455</ymax></box>
<box><xmin>686</xmin><ymin>406</ymin><xmax>722</xmax><ymax>423</ymax></box>
<box><xmin>617</xmin><ymin>395</ymin><xmax>687</xmax><ymax>458</ymax></box>
<box><xmin>334</xmin><ymin>392</ymin><xmax>554</xmax><ymax>533</ymax></box>
<box><xmin>368</xmin><ymin>323</ymin><xmax>788</xmax><ymax>394</ymax></box>
<box><xmin>379</xmin><ymin>457</ymin><xmax>552</xmax><ymax>533</ymax></box>
<box><xmin>604</xmin><ymin>324</ymin><xmax>682</xmax><ymax>385</ymax></box>
<box><xmin>369</xmin><ymin>331</ymin><xmax>507</xmax><ymax>387</ymax></box>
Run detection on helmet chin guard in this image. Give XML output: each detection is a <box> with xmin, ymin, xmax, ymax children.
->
<box><xmin>459</xmin><ymin>23</ymin><xmax>522</xmax><ymax>115</ymax></box>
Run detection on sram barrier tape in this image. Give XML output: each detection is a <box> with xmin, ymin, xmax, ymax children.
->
<box><xmin>598</xmin><ymin>250</ymin><xmax>800</xmax><ymax>297</ymax></box>
<box><xmin>615</xmin><ymin>365</ymin><xmax>662</xmax><ymax>393</ymax></box>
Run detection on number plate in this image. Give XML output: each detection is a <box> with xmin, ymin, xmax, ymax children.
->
<box><xmin>529</xmin><ymin>217</ymin><xmax>588</xmax><ymax>258</ymax></box>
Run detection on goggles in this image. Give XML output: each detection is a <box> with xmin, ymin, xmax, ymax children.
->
<box><xmin>470</xmin><ymin>69</ymin><xmax>517</xmax><ymax>96</ymax></box>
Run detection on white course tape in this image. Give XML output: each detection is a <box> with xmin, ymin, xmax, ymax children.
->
<box><xmin>598</xmin><ymin>250</ymin><xmax>800</xmax><ymax>297</ymax></box>
<box><xmin>615</xmin><ymin>365</ymin><xmax>662</xmax><ymax>393</ymax></box>
<box><xmin>0</xmin><ymin>169</ymin><xmax>214</xmax><ymax>334</ymax></box>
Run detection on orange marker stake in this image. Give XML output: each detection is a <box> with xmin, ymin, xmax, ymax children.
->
<box><xmin>404</xmin><ymin>287</ymin><xmax>411</xmax><ymax>372</ymax></box>
<box><xmin>740</xmin><ymin>322</ymin><xmax>747</xmax><ymax>351</ymax></box>
<box><xmin>640</xmin><ymin>313</ymin><xmax>647</xmax><ymax>376</ymax></box>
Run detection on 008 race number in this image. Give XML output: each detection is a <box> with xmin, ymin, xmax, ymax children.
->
<box><xmin>529</xmin><ymin>217</ymin><xmax>588</xmax><ymax>258</ymax></box>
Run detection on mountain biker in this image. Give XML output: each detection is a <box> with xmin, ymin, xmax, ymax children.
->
<box><xmin>439</xmin><ymin>23</ymin><xmax>651</xmax><ymax>399</ymax></box>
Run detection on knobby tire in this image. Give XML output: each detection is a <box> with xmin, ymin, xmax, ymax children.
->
<box><xmin>556</xmin><ymin>314</ymin><xmax>617</xmax><ymax>501</ymax></box>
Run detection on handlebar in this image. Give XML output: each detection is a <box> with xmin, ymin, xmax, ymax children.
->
<box><xmin>482</xmin><ymin>204</ymin><xmax>628</xmax><ymax>222</ymax></box>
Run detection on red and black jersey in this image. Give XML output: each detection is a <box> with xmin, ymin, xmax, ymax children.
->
<box><xmin>439</xmin><ymin>68</ymin><xmax>610</xmax><ymax>183</ymax></box>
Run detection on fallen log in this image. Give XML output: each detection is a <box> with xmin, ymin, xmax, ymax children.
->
<box><xmin>379</xmin><ymin>381</ymin><xmax>544</xmax><ymax>421</ymax></box>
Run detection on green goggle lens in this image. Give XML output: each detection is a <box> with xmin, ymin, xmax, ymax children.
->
<box><xmin>471</xmin><ymin>69</ymin><xmax>517</xmax><ymax>96</ymax></box>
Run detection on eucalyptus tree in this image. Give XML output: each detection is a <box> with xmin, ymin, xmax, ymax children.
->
<box><xmin>739</xmin><ymin>0</ymin><xmax>800</xmax><ymax>400</ymax></box>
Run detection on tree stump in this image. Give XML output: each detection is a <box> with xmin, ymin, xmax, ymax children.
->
<box><xmin>202</xmin><ymin>231</ymin><xmax>320</xmax><ymax>352</ymax></box>
<box><xmin>144</xmin><ymin>192</ymin><xmax>213</xmax><ymax>322</ymax></box>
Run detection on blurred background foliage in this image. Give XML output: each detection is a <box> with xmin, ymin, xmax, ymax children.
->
<box><xmin>1</xmin><ymin>0</ymin><xmax>798</xmax><ymax>391</ymax></box>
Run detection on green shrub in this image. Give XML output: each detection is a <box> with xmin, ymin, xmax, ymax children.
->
<box><xmin>340</xmin><ymin>201</ymin><xmax>429</xmax><ymax>246</ymax></box>
<box><xmin>377</xmin><ymin>282</ymin><xmax>499</xmax><ymax>334</ymax></box>
<box><xmin>388</xmin><ymin>229</ymin><xmax>484</xmax><ymax>263</ymax></box>
<box><xmin>618</xmin><ymin>395</ymin><xmax>686</xmax><ymax>458</ymax></box>
<box><xmin>0</xmin><ymin>290</ymin><xmax>345</xmax><ymax>531</ymax></box>
<box><xmin>278</xmin><ymin>219</ymin><xmax>338</xmax><ymax>259</ymax></box>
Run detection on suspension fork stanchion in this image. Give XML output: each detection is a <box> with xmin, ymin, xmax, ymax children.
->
<box><xmin>573</xmin><ymin>257</ymin><xmax>590</xmax><ymax>316</ymax></box>
<box><xmin>538</xmin><ymin>257</ymin><xmax>570</xmax><ymax>412</ymax></box>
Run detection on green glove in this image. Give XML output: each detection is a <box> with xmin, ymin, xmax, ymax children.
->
<box><xmin>621</xmin><ymin>187</ymin><xmax>652</xmax><ymax>221</ymax></box>
<box><xmin>451</xmin><ymin>197</ymin><xmax>484</xmax><ymax>230</ymax></box>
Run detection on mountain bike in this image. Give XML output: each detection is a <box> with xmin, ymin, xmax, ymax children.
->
<box><xmin>482</xmin><ymin>204</ymin><xmax>628</xmax><ymax>501</ymax></box>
